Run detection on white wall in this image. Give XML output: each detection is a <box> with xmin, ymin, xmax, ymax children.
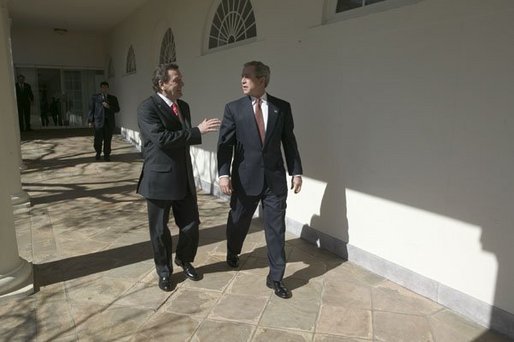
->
<box><xmin>11</xmin><ymin>26</ymin><xmax>105</xmax><ymax>68</ymax></box>
<box><xmin>108</xmin><ymin>0</ymin><xmax>514</xmax><ymax>319</ymax></box>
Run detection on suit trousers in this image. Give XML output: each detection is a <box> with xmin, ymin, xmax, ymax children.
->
<box><xmin>146</xmin><ymin>192</ymin><xmax>199</xmax><ymax>277</ymax></box>
<box><xmin>93</xmin><ymin>117</ymin><xmax>115</xmax><ymax>156</ymax></box>
<box><xmin>18</xmin><ymin>103</ymin><xmax>31</xmax><ymax>131</ymax></box>
<box><xmin>227</xmin><ymin>186</ymin><xmax>287</xmax><ymax>281</ymax></box>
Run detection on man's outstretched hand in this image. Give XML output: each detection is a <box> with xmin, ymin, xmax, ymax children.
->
<box><xmin>198</xmin><ymin>118</ymin><xmax>221</xmax><ymax>134</ymax></box>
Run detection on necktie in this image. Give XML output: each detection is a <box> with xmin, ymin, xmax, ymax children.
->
<box><xmin>171</xmin><ymin>102</ymin><xmax>183</xmax><ymax>122</ymax></box>
<box><xmin>254</xmin><ymin>98</ymin><xmax>265</xmax><ymax>144</ymax></box>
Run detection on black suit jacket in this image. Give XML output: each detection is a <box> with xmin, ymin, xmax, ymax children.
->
<box><xmin>137</xmin><ymin>94</ymin><xmax>202</xmax><ymax>201</ymax></box>
<box><xmin>217</xmin><ymin>94</ymin><xmax>303</xmax><ymax>196</ymax></box>
<box><xmin>87</xmin><ymin>93</ymin><xmax>120</xmax><ymax>128</ymax></box>
<box><xmin>15</xmin><ymin>82</ymin><xmax>34</xmax><ymax>107</ymax></box>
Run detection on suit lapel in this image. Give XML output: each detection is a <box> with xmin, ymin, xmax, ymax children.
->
<box><xmin>243</xmin><ymin>95</ymin><xmax>280</xmax><ymax>148</ymax></box>
<box><xmin>242</xmin><ymin>96</ymin><xmax>263</xmax><ymax>146</ymax></box>
<box><xmin>265</xmin><ymin>96</ymin><xmax>279</xmax><ymax>146</ymax></box>
<box><xmin>177</xmin><ymin>100</ymin><xmax>187</xmax><ymax>127</ymax></box>
<box><xmin>152</xmin><ymin>94</ymin><xmax>181</xmax><ymax>126</ymax></box>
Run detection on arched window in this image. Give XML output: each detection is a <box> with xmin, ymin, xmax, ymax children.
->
<box><xmin>107</xmin><ymin>57</ymin><xmax>115</xmax><ymax>78</ymax></box>
<box><xmin>208</xmin><ymin>0</ymin><xmax>257</xmax><ymax>50</ymax></box>
<box><xmin>324</xmin><ymin>0</ymin><xmax>408</xmax><ymax>24</ymax></box>
<box><xmin>159</xmin><ymin>28</ymin><xmax>177</xmax><ymax>64</ymax></box>
<box><xmin>336</xmin><ymin>0</ymin><xmax>386</xmax><ymax>13</ymax></box>
<box><xmin>126</xmin><ymin>45</ymin><xmax>136</xmax><ymax>74</ymax></box>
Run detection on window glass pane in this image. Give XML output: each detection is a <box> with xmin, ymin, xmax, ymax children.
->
<box><xmin>208</xmin><ymin>0</ymin><xmax>257</xmax><ymax>50</ymax></box>
<box><xmin>336</xmin><ymin>0</ymin><xmax>363</xmax><ymax>13</ymax></box>
<box><xmin>126</xmin><ymin>46</ymin><xmax>136</xmax><ymax>74</ymax></box>
<box><xmin>365</xmin><ymin>0</ymin><xmax>386</xmax><ymax>5</ymax></box>
<box><xmin>160</xmin><ymin>28</ymin><xmax>176</xmax><ymax>64</ymax></box>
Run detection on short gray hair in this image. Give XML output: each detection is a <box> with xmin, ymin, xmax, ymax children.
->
<box><xmin>244</xmin><ymin>61</ymin><xmax>271</xmax><ymax>87</ymax></box>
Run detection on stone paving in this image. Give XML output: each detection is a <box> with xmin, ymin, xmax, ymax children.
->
<box><xmin>1</xmin><ymin>128</ymin><xmax>511</xmax><ymax>341</ymax></box>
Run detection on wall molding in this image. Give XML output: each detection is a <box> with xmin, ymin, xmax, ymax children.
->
<box><xmin>286</xmin><ymin>217</ymin><xmax>514</xmax><ymax>337</ymax></box>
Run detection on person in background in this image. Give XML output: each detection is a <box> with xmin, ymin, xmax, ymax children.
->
<box><xmin>15</xmin><ymin>74</ymin><xmax>34</xmax><ymax>132</ymax></box>
<box><xmin>87</xmin><ymin>81</ymin><xmax>120</xmax><ymax>161</ymax></box>
<box><xmin>39</xmin><ymin>91</ymin><xmax>50</xmax><ymax>127</ymax></box>
<box><xmin>50</xmin><ymin>97</ymin><xmax>62</xmax><ymax>126</ymax></box>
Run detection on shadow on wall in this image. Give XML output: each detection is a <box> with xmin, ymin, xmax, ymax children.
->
<box><xmin>474</xmin><ymin>224</ymin><xmax>514</xmax><ymax>340</ymax></box>
<box><xmin>179</xmin><ymin>101</ymin><xmax>514</xmax><ymax>338</ymax></box>
<box><xmin>291</xmin><ymin>100</ymin><xmax>514</xmax><ymax>340</ymax></box>
<box><xmin>300</xmin><ymin>178</ymin><xmax>349</xmax><ymax>261</ymax></box>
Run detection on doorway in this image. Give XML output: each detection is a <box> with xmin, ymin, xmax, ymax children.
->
<box><xmin>15</xmin><ymin>67</ymin><xmax>104</xmax><ymax>129</ymax></box>
<box><xmin>38</xmin><ymin>68</ymin><xmax>62</xmax><ymax>127</ymax></box>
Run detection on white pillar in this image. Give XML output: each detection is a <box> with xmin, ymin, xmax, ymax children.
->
<box><xmin>1</xmin><ymin>2</ymin><xmax>30</xmax><ymax>208</ymax></box>
<box><xmin>0</xmin><ymin>191</ymin><xmax>33</xmax><ymax>298</ymax></box>
<box><xmin>0</xmin><ymin>1</ymin><xmax>33</xmax><ymax>297</ymax></box>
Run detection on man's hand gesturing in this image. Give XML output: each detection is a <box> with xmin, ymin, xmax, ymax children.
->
<box><xmin>198</xmin><ymin>118</ymin><xmax>221</xmax><ymax>134</ymax></box>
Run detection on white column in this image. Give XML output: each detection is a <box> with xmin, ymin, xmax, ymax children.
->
<box><xmin>0</xmin><ymin>190</ymin><xmax>33</xmax><ymax>297</ymax></box>
<box><xmin>0</xmin><ymin>1</ymin><xmax>33</xmax><ymax>297</ymax></box>
<box><xmin>1</xmin><ymin>2</ymin><xmax>30</xmax><ymax>207</ymax></box>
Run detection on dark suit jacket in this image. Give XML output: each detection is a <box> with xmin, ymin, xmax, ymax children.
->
<box><xmin>217</xmin><ymin>94</ymin><xmax>303</xmax><ymax>196</ymax></box>
<box><xmin>15</xmin><ymin>82</ymin><xmax>34</xmax><ymax>107</ymax></box>
<box><xmin>136</xmin><ymin>94</ymin><xmax>202</xmax><ymax>201</ymax></box>
<box><xmin>87</xmin><ymin>93</ymin><xmax>120</xmax><ymax>128</ymax></box>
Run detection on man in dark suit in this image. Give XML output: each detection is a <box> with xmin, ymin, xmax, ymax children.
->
<box><xmin>87</xmin><ymin>81</ymin><xmax>120</xmax><ymax>161</ymax></box>
<box><xmin>15</xmin><ymin>75</ymin><xmax>34</xmax><ymax>132</ymax></box>
<box><xmin>217</xmin><ymin>61</ymin><xmax>303</xmax><ymax>299</ymax></box>
<box><xmin>137</xmin><ymin>63</ymin><xmax>220</xmax><ymax>291</ymax></box>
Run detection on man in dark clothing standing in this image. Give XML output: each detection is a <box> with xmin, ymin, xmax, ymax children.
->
<box><xmin>217</xmin><ymin>61</ymin><xmax>303</xmax><ymax>299</ymax></box>
<box><xmin>15</xmin><ymin>74</ymin><xmax>34</xmax><ymax>132</ymax></box>
<box><xmin>136</xmin><ymin>63</ymin><xmax>220</xmax><ymax>291</ymax></box>
<box><xmin>87</xmin><ymin>81</ymin><xmax>120</xmax><ymax>161</ymax></box>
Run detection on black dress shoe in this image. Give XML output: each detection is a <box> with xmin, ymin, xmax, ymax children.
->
<box><xmin>95</xmin><ymin>153</ymin><xmax>101</xmax><ymax>161</ymax></box>
<box><xmin>104</xmin><ymin>155</ymin><xmax>111</xmax><ymax>162</ymax></box>
<box><xmin>266</xmin><ymin>276</ymin><xmax>292</xmax><ymax>299</ymax></box>
<box><xmin>158</xmin><ymin>276</ymin><xmax>173</xmax><ymax>292</ymax></box>
<box><xmin>174</xmin><ymin>258</ymin><xmax>201</xmax><ymax>281</ymax></box>
<box><xmin>226</xmin><ymin>252</ymin><xmax>239</xmax><ymax>268</ymax></box>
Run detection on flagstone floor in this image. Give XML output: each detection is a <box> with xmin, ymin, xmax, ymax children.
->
<box><xmin>1</xmin><ymin>128</ymin><xmax>510</xmax><ymax>341</ymax></box>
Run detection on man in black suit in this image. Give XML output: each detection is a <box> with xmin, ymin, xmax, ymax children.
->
<box><xmin>87</xmin><ymin>81</ymin><xmax>120</xmax><ymax>161</ymax></box>
<box><xmin>217</xmin><ymin>61</ymin><xmax>303</xmax><ymax>299</ymax></box>
<box><xmin>137</xmin><ymin>63</ymin><xmax>220</xmax><ymax>291</ymax></box>
<box><xmin>15</xmin><ymin>75</ymin><xmax>34</xmax><ymax>132</ymax></box>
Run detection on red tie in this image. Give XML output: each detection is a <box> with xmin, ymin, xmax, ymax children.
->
<box><xmin>171</xmin><ymin>102</ymin><xmax>182</xmax><ymax>121</ymax></box>
<box><xmin>254</xmin><ymin>98</ymin><xmax>265</xmax><ymax>144</ymax></box>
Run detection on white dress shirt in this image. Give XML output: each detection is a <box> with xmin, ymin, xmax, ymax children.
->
<box><xmin>251</xmin><ymin>93</ymin><xmax>269</xmax><ymax>130</ymax></box>
<box><xmin>157</xmin><ymin>92</ymin><xmax>174</xmax><ymax>108</ymax></box>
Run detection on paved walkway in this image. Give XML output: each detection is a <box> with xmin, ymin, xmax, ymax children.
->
<box><xmin>1</xmin><ymin>128</ymin><xmax>510</xmax><ymax>341</ymax></box>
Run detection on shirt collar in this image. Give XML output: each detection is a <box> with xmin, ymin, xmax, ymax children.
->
<box><xmin>157</xmin><ymin>92</ymin><xmax>174</xmax><ymax>107</ymax></box>
<box><xmin>251</xmin><ymin>93</ymin><xmax>268</xmax><ymax>104</ymax></box>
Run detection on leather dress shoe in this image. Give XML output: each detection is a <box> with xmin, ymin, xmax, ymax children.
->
<box><xmin>175</xmin><ymin>258</ymin><xmax>201</xmax><ymax>281</ymax></box>
<box><xmin>95</xmin><ymin>153</ymin><xmax>101</xmax><ymax>161</ymax></box>
<box><xmin>266</xmin><ymin>276</ymin><xmax>292</xmax><ymax>299</ymax></box>
<box><xmin>158</xmin><ymin>276</ymin><xmax>173</xmax><ymax>292</ymax></box>
<box><xmin>226</xmin><ymin>253</ymin><xmax>239</xmax><ymax>268</ymax></box>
